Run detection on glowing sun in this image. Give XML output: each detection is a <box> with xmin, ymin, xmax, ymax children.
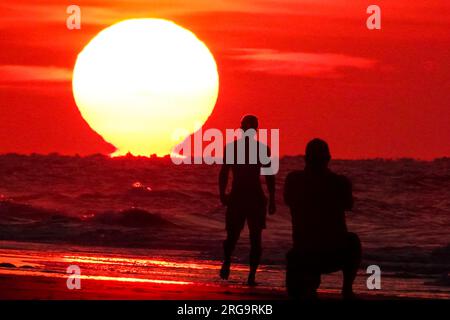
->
<box><xmin>72</xmin><ymin>19</ymin><xmax>219</xmax><ymax>156</ymax></box>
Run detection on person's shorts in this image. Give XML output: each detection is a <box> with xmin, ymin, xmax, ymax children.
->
<box><xmin>225</xmin><ymin>197</ymin><xmax>267</xmax><ymax>231</ymax></box>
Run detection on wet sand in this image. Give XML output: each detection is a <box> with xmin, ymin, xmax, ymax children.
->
<box><xmin>2</xmin><ymin>273</ymin><xmax>402</xmax><ymax>300</ymax></box>
<box><xmin>0</xmin><ymin>273</ymin><xmax>290</xmax><ymax>300</ymax></box>
<box><xmin>1</xmin><ymin>241</ymin><xmax>446</xmax><ymax>300</ymax></box>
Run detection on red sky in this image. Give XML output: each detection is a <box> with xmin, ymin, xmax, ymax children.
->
<box><xmin>0</xmin><ymin>0</ymin><xmax>449</xmax><ymax>159</ymax></box>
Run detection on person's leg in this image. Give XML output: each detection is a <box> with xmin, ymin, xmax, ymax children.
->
<box><xmin>286</xmin><ymin>249</ymin><xmax>321</xmax><ymax>299</ymax></box>
<box><xmin>221</xmin><ymin>205</ymin><xmax>245</xmax><ymax>280</ymax></box>
<box><xmin>247</xmin><ymin>228</ymin><xmax>262</xmax><ymax>286</ymax></box>
<box><xmin>342</xmin><ymin>232</ymin><xmax>362</xmax><ymax>298</ymax></box>
<box><xmin>220</xmin><ymin>227</ymin><xmax>241</xmax><ymax>279</ymax></box>
<box><xmin>304</xmin><ymin>272</ymin><xmax>321</xmax><ymax>300</ymax></box>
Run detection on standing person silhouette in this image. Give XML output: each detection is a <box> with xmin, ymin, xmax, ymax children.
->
<box><xmin>219</xmin><ymin>115</ymin><xmax>276</xmax><ymax>286</ymax></box>
<box><xmin>284</xmin><ymin>138</ymin><xmax>361</xmax><ymax>299</ymax></box>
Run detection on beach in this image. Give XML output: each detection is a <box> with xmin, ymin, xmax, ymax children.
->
<box><xmin>0</xmin><ymin>155</ymin><xmax>449</xmax><ymax>299</ymax></box>
<box><xmin>0</xmin><ymin>240</ymin><xmax>448</xmax><ymax>300</ymax></box>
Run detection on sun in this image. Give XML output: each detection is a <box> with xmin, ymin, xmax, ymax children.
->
<box><xmin>72</xmin><ymin>19</ymin><xmax>219</xmax><ymax>157</ymax></box>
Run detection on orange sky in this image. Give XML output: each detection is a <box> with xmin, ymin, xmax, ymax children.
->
<box><xmin>0</xmin><ymin>0</ymin><xmax>449</xmax><ymax>159</ymax></box>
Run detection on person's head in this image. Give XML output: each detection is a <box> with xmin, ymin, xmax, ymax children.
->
<box><xmin>305</xmin><ymin>138</ymin><xmax>331</xmax><ymax>170</ymax></box>
<box><xmin>240</xmin><ymin>114</ymin><xmax>258</xmax><ymax>131</ymax></box>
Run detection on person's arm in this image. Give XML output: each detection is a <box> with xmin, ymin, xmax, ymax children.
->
<box><xmin>342</xmin><ymin>176</ymin><xmax>354</xmax><ymax>211</ymax></box>
<box><xmin>263</xmin><ymin>146</ymin><xmax>276</xmax><ymax>214</ymax></box>
<box><xmin>283</xmin><ymin>172</ymin><xmax>293</xmax><ymax>207</ymax></box>
<box><xmin>265</xmin><ymin>174</ymin><xmax>276</xmax><ymax>215</ymax></box>
<box><xmin>219</xmin><ymin>146</ymin><xmax>230</xmax><ymax>205</ymax></box>
<box><xmin>219</xmin><ymin>163</ymin><xmax>230</xmax><ymax>205</ymax></box>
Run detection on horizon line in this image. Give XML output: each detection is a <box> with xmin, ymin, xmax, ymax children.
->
<box><xmin>0</xmin><ymin>152</ymin><xmax>448</xmax><ymax>162</ymax></box>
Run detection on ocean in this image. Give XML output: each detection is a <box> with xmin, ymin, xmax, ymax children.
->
<box><xmin>0</xmin><ymin>154</ymin><xmax>449</xmax><ymax>298</ymax></box>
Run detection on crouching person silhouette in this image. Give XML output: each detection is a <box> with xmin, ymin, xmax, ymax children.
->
<box><xmin>219</xmin><ymin>115</ymin><xmax>276</xmax><ymax>286</ymax></box>
<box><xmin>284</xmin><ymin>139</ymin><xmax>361</xmax><ymax>299</ymax></box>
